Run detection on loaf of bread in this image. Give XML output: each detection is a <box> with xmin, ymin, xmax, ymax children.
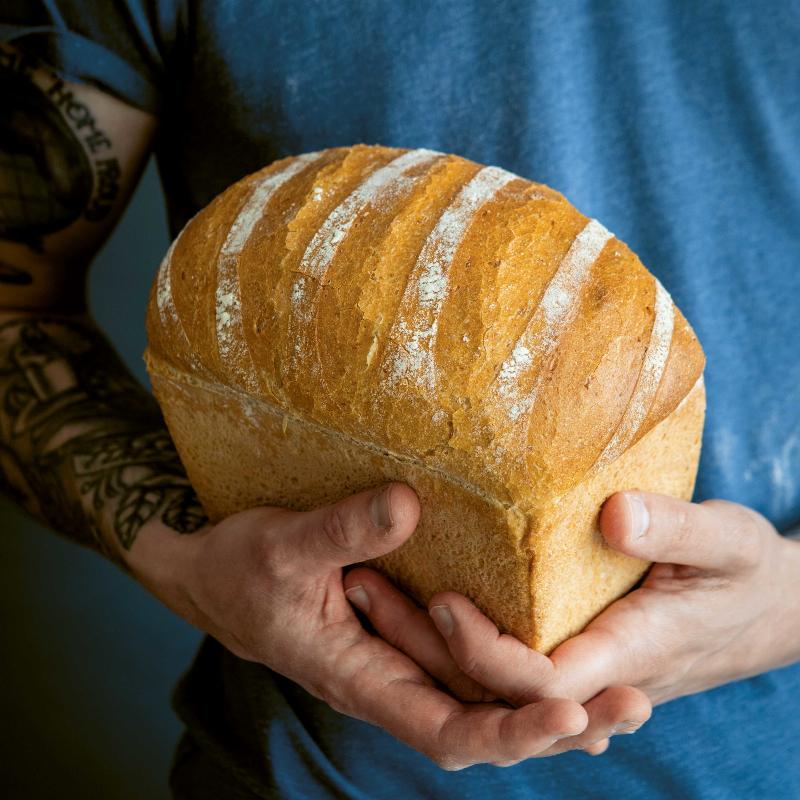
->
<box><xmin>144</xmin><ymin>144</ymin><xmax>705</xmax><ymax>653</ymax></box>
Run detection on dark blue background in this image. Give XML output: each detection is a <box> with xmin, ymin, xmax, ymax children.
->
<box><xmin>0</xmin><ymin>161</ymin><xmax>199</xmax><ymax>800</ymax></box>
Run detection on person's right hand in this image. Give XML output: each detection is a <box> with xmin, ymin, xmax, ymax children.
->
<box><xmin>147</xmin><ymin>481</ymin><xmax>649</xmax><ymax>769</ymax></box>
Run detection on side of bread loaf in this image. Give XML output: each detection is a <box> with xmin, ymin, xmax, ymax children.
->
<box><xmin>144</xmin><ymin>143</ymin><xmax>706</xmax><ymax>652</ymax></box>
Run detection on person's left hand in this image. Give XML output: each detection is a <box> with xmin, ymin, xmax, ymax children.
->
<box><xmin>344</xmin><ymin>492</ymin><xmax>800</xmax><ymax>757</ymax></box>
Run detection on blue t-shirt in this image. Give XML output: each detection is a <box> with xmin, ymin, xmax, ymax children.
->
<box><xmin>4</xmin><ymin>2</ymin><xmax>799</xmax><ymax>797</ymax></box>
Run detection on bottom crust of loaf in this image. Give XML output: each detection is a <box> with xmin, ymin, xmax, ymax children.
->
<box><xmin>146</xmin><ymin>351</ymin><xmax>705</xmax><ymax>654</ymax></box>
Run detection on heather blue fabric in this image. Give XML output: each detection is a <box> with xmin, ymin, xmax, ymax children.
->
<box><xmin>3</xmin><ymin>2</ymin><xmax>799</xmax><ymax>798</ymax></box>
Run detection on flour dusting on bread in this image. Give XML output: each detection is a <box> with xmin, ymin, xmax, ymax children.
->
<box><xmin>495</xmin><ymin>218</ymin><xmax>613</xmax><ymax>421</ymax></box>
<box><xmin>289</xmin><ymin>148</ymin><xmax>442</xmax><ymax>325</ymax></box>
<box><xmin>215</xmin><ymin>151</ymin><xmax>323</xmax><ymax>388</ymax></box>
<box><xmin>384</xmin><ymin>165</ymin><xmax>517</xmax><ymax>391</ymax></box>
<box><xmin>155</xmin><ymin>228</ymin><xmax>206</xmax><ymax>373</ymax></box>
<box><xmin>594</xmin><ymin>278</ymin><xmax>675</xmax><ymax>467</ymax></box>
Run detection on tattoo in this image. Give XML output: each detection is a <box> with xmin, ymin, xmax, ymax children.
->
<box><xmin>0</xmin><ymin>316</ymin><xmax>208</xmax><ymax>557</ymax></box>
<box><xmin>0</xmin><ymin>46</ymin><xmax>120</xmax><ymax>250</ymax></box>
<box><xmin>70</xmin><ymin>430</ymin><xmax>209</xmax><ymax>548</ymax></box>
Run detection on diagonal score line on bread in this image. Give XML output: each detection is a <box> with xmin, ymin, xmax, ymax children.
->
<box><xmin>156</xmin><ymin>225</ymin><xmax>212</xmax><ymax>378</ymax></box>
<box><xmin>215</xmin><ymin>151</ymin><xmax>325</xmax><ymax>391</ymax></box>
<box><xmin>155</xmin><ymin>232</ymin><xmax>183</xmax><ymax>328</ymax></box>
<box><xmin>289</xmin><ymin>148</ymin><xmax>445</xmax><ymax>339</ymax></box>
<box><xmin>382</xmin><ymin>164</ymin><xmax>518</xmax><ymax>392</ymax></box>
<box><xmin>490</xmin><ymin>218</ymin><xmax>614</xmax><ymax>429</ymax></box>
<box><xmin>593</xmin><ymin>278</ymin><xmax>675</xmax><ymax>469</ymax></box>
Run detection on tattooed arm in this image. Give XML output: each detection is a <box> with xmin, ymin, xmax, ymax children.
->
<box><xmin>0</xmin><ymin>314</ymin><xmax>209</xmax><ymax>564</ymax></box>
<box><xmin>0</xmin><ymin>41</ymin><xmax>207</xmax><ymax>568</ymax></box>
<box><xmin>0</xmin><ymin>42</ymin><xmax>658</xmax><ymax>767</ymax></box>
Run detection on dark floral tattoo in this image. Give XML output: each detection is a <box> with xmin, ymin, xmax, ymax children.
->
<box><xmin>0</xmin><ymin>316</ymin><xmax>208</xmax><ymax>558</ymax></box>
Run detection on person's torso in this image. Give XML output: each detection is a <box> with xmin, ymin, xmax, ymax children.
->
<box><xmin>153</xmin><ymin>2</ymin><xmax>800</xmax><ymax>797</ymax></box>
<box><xmin>158</xmin><ymin>0</ymin><xmax>800</xmax><ymax>532</ymax></box>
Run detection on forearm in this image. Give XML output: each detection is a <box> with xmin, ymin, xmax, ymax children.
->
<box><xmin>0</xmin><ymin>309</ymin><xmax>207</xmax><ymax>567</ymax></box>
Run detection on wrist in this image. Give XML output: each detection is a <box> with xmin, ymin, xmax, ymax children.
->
<box><xmin>124</xmin><ymin>516</ymin><xmax>213</xmax><ymax>628</ymax></box>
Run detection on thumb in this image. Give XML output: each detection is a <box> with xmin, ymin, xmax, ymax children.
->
<box><xmin>599</xmin><ymin>491</ymin><xmax>763</xmax><ymax>572</ymax></box>
<box><xmin>289</xmin><ymin>482</ymin><xmax>420</xmax><ymax>571</ymax></box>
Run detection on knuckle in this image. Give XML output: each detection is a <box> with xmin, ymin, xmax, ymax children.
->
<box><xmin>441</xmin><ymin>666</ymin><xmax>488</xmax><ymax>703</ymax></box>
<box><xmin>456</xmin><ymin>651</ymin><xmax>484</xmax><ymax>683</ymax></box>
<box><xmin>321</xmin><ymin>504</ymin><xmax>357</xmax><ymax>554</ymax></box>
<box><xmin>384</xmin><ymin>607</ymin><xmax>423</xmax><ymax>653</ymax></box>
<box><xmin>240</xmin><ymin>508</ymin><xmax>298</xmax><ymax>581</ymax></box>
<box><xmin>672</xmin><ymin>506</ymin><xmax>694</xmax><ymax>547</ymax></box>
<box><xmin>254</xmin><ymin>535</ymin><xmax>295</xmax><ymax>582</ymax></box>
<box><xmin>448</xmin><ymin>630</ymin><xmax>496</xmax><ymax>685</ymax></box>
<box><xmin>703</xmin><ymin>500</ymin><xmax>764</xmax><ymax>570</ymax></box>
<box><xmin>452</xmin><ymin>631</ymin><xmax>501</xmax><ymax>688</ymax></box>
<box><xmin>730</xmin><ymin>513</ymin><xmax>764</xmax><ymax>568</ymax></box>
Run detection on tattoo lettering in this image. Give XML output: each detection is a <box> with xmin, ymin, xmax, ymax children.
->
<box><xmin>85</xmin><ymin>158</ymin><xmax>121</xmax><ymax>222</ymax></box>
<box><xmin>46</xmin><ymin>78</ymin><xmax>120</xmax><ymax>221</ymax></box>
<box><xmin>0</xmin><ymin>46</ymin><xmax>120</xmax><ymax>250</ymax></box>
<box><xmin>0</xmin><ymin>317</ymin><xmax>208</xmax><ymax>555</ymax></box>
<box><xmin>46</xmin><ymin>79</ymin><xmax>112</xmax><ymax>153</ymax></box>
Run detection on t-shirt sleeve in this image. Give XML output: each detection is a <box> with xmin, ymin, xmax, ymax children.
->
<box><xmin>0</xmin><ymin>0</ymin><xmax>184</xmax><ymax>113</ymax></box>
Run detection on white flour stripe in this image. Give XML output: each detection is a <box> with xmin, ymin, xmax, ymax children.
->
<box><xmin>595</xmin><ymin>278</ymin><xmax>675</xmax><ymax>467</ymax></box>
<box><xmin>155</xmin><ymin>228</ymin><xmax>207</xmax><ymax>372</ymax></box>
<box><xmin>386</xmin><ymin>164</ymin><xmax>518</xmax><ymax>390</ymax></box>
<box><xmin>495</xmin><ymin>218</ymin><xmax>613</xmax><ymax>421</ymax></box>
<box><xmin>290</xmin><ymin>148</ymin><xmax>443</xmax><ymax>323</ymax></box>
<box><xmin>216</xmin><ymin>151</ymin><xmax>323</xmax><ymax>390</ymax></box>
<box><xmin>156</xmin><ymin>234</ymin><xmax>181</xmax><ymax>327</ymax></box>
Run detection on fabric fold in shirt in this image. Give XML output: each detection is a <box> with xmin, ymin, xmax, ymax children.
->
<box><xmin>0</xmin><ymin>23</ymin><xmax>161</xmax><ymax>112</ymax></box>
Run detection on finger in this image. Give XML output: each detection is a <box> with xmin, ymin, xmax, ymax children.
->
<box><xmin>332</xmin><ymin>634</ymin><xmax>588</xmax><ymax>770</ymax></box>
<box><xmin>426</xmin><ymin>591</ymin><xmax>557</xmax><ymax>706</ymax></box>
<box><xmin>549</xmin><ymin>626</ymin><xmax>629</xmax><ymax>701</ymax></box>
<box><xmin>584</xmin><ymin>738</ymin><xmax>610</xmax><ymax>756</ymax></box>
<box><xmin>428</xmin><ymin>593</ymin><xmax>653</xmax><ymax>750</ymax></box>
<box><xmin>538</xmin><ymin>684</ymin><xmax>651</xmax><ymax>757</ymax></box>
<box><xmin>436</xmin><ymin>696</ymin><xmax>588</xmax><ymax>768</ymax></box>
<box><xmin>600</xmin><ymin>492</ymin><xmax>764</xmax><ymax>572</ymax></box>
<box><xmin>343</xmin><ymin>567</ymin><xmax>493</xmax><ymax>702</ymax></box>
<box><xmin>282</xmin><ymin>482</ymin><xmax>421</xmax><ymax>571</ymax></box>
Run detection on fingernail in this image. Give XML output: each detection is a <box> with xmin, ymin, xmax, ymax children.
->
<box><xmin>345</xmin><ymin>585</ymin><xmax>370</xmax><ymax>613</ymax></box>
<box><xmin>612</xmin><ymin>721</ymin><xmax>641</xmax><ymax>734</ymax></box>
<box><xmin>370</xmin><ymin>485</ymin><xmax>394</xmax><ymax>531</ymax></box>
<box><xmin>625</xmin><ymin>494</ymin><xmax>650</xmax><ymax>539</ymax></box>
<box><xmin>429</xmin><ymin>604</ymin><xmax>454</xmax><ymax>637</ymax></box>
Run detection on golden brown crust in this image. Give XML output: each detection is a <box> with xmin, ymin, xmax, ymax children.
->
<box><xmin>238</xmin><ymin>148</ymin><xmax>348</xmax><ymax>401</ymax></box>
<box><xmin>146</xmin><ymin>143</ymin><xmax>706</xmax><ymax>517</ymax></box>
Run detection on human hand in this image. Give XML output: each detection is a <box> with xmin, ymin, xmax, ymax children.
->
<box><xmin>350</xmin><ymin>491</ymin><xmax>800</xmax><ymax>756</ymax></box>
<box><xmin>139</xmin><ymin>481</ymin><xmax>646</xmax><ymax>769</ymax></box>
